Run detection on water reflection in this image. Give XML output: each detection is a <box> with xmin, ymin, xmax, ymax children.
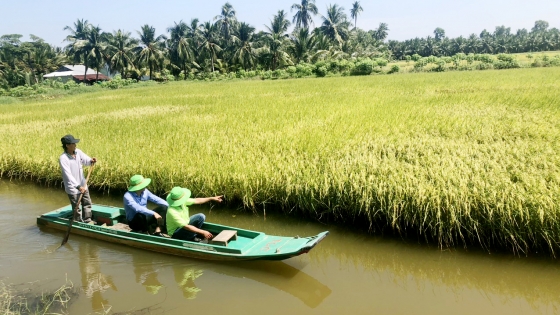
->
<box><xmin>172</xmin><ymin>264</ymin><xmax>203</xmax><ymax>299</ymax></box>
<box><xmin>79</xmin><ymin>242</ymin><xmax>117</xmax><ymax>311</ymax></box>
<box><xmin>204</xmin><ymin>261</ymin><xmax>331</xmax><ymax>308</ymax></box>
<box><xmin>315</xmin><ymin>229</ymin><xmax>560</xmax><ymax>311</ymax></box>
<box><xmin>132</xmin><ymin>254</ymin><xmax>164</xmax><ymax>295</ymax></box>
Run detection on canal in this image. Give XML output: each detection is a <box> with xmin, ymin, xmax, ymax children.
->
<box><xmin>0</xmin><ymin>179</ymin><xmax>559</xmax><ymax>314</ymax></box>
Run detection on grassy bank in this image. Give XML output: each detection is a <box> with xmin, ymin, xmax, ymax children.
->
<box><xmin>1</xmin><ymin>67</ymin><xmax>559</xmax><ymax>255</ymax></box>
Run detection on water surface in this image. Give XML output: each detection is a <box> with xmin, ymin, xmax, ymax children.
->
<box><xmin>1</xmin><ymin>179</ymin><xmax>559</xmax><ymax>314</ymax></box>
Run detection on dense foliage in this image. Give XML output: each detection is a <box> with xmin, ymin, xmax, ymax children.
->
<box><xmin>0</xmin><ymin>1</ymin><xmax>558</xmax><ymax>90</ymax></box>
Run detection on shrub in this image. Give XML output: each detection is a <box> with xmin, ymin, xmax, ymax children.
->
<box><xmin>351</xmin><ymin>60</ymin><xmax>375</xmax><ymax>75</ymax></box>
<box><xmin>296</xmin><ymin>62</ymin><xmax>313</xmax><ymax>78</ymax></box>
<box><xmin>387</xmin><ymin>64</ymin><xmax>400</xmax><ymax>74</ymax></box>
<box><xmin>475</xmin><ymin>54</ymin><xmax>494</xmax><ymax>64</ymax></box>
<box><xmin>260</xmin><ymin>70</ymin><xmax>273</xmax><ymax>80</ymax></box>
<box><xmin>475</xmin><ymin>62</ymin><xmax>493</xmax><ymax>70</ymax></box>
<box><xmin>411</xmin><ymin>54</ymin><xmax>422</xmax><ymax>61</ymax></box>
<box><xmin>314</xmin><ymin>66</ymin><xmax>328</xmax><ymax>77</ymax></box>
<box><xmin>374</xmin><ymin>58</ymin><xmax>388</xmax><ymax>67</ymax></box>
<box><xmin>285</xmin><ymin>66</ymin><xmax>297</xmax><ymax>76</ymax></box>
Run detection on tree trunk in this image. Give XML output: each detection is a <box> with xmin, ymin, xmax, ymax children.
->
<box><xmin>83</xmin><ymin>53</ymin><xmax>88</xmax><ymax>84</ymax></box>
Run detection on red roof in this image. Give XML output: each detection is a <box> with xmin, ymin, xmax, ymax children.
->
<box><xmin>73</xmin><ymin>74</ymin><xmax>110</xmax><ymax>81</ymax></box>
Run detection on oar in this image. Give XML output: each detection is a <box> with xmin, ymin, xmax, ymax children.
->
<box><xmin>60</xmin><ymin>164</ymin><xmax>94</xmax><ymax>246</ymax></box>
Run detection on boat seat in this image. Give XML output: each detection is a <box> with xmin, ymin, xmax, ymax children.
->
<box><xmin>92</xmin><ymin>208</ymin><xmax>121</xmax><ymax>226</ymax></box>
<box><xmin>211</xmin><ymin>230</ymin><xmax>237</xmax><ymax>246</ymax></box>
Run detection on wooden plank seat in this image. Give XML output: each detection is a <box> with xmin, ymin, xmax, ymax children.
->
<box><xmin>92</xmin><ymin>208</ymin><xmax>121</xmax><ymax>226</ymax></box>
<box><xmin>211</xmin><ymin>230</ymin><xmax>237</xmax><ymax>246</ymax></box>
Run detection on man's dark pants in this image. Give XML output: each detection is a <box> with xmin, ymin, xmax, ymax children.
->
<box><xmin>128</xmin><ymin>206</ymin><xmax>168</xmax><ymax>233</ymax></box>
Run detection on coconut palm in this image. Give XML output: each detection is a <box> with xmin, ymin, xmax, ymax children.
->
<box><xmin>350</xmin><ymin>1</ymin><xmax>363</xmax><ymax>29</ymax></box>
<box><xmin>291</xmin><ymin>0</ymin><xmax>318</xmax><ymax>30</ymax></box>
<box><xmin>105</xmin><ymin>30</ymin><xmax>137</xmax><ymax>78</ymax></box>
<box><xmin>198</xmin><ymin>21</ymin><xmax>222</xmax><ymax>72</ymax></box>
<box><xmin>64</xmin><ymin>19</ymin><xmax>91</xmax><ymax>79</ymax></box>
<box><xmin>263</xmin><ymin>10</ymin><xmax>293</xmax><ymax>70</ymax></box>
<box><xmin>230</xmin><ymin>22</ymin><xmax>256</xmax><ymax>71</ymax></box>
<box><xmin>168</xmin><ymin>21</ymin><xmax>196</xmax><ymax>79</ymax></box>
<box><xmin>214</xmin><ymin>2</ymin><xmax>237</xmax><ymax>42</ymax></box>
<box><xmin>288</xmin><ymin>27</ymin><xmax>315</xmax><ymax>63</ymax></box>
<box><xmin>266</xmin><ymin>10</ymin><xmax>291</xmax><ymax>37</ymax></box>
<box><xmin>79</xmin><ymin>26</ymin><xmax>106</xmax><ymax>81</ymax></box>
<box><xmin>373</xmin><ymin>23</ymin><xmax>389</xmax><ymax>41</ymax></box>
<box><xmin>319</xmin><ymin>4</ymin><xmax>350</xmax><ymax>46</ymax></box>
<box><xmin>135</xmin><ymin>24</ymin><xmax>166</xmax><ymax>80</ymax></box>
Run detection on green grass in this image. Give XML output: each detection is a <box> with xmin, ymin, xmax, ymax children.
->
<box><xmin>1</xmin><ymin>67</ymin><xmax>559</xmax><ymax>255</ymax></box>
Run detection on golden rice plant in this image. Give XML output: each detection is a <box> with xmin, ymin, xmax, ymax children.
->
<box><xmin>1</xmin><ymin>67</ymin><xmax>559</xmax><ymax>255</ymax></box>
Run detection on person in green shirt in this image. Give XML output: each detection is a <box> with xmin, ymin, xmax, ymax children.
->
<box><xmin>166</xmin><ymin>186</ymin><xmax>223</xmax><ymax>242</ymax></box>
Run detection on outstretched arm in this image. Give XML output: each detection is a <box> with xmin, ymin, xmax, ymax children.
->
<box><xmin>192</xmin><ymin>195</ymin><xmax>223</xmax><ymax>205</ymax></box>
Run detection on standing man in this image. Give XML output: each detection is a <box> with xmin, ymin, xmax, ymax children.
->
<box><xmin>124</xmin><ymin>174</ymin><xmax>169</xmax><ymax>237</ymax></box>
<box><xmin>59</xmin><ymin>134</ymin><xmax>97</xmax><ymax>223</ymax></box>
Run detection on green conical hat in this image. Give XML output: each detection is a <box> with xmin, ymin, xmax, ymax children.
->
<box><xmin>167</xmin><ymin>186</ymin><xmax>192</xmax><ymax>207</ymax></box>
<box><xmin>128</xmin><ymin>175</ymin><xmax>151</xmax><ymax>192</ymax></box>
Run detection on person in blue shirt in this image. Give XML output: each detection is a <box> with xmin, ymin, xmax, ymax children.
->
<box><xmin>123</xmin><ymin>174</ymin><xmax>169</xmax><ymax>237</ymax></box>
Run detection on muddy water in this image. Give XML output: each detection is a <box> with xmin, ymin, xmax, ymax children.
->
<box><xmin>1</xmin><ymin>179</ymin><xmax>559</xmax><ymax>315</ymax></box>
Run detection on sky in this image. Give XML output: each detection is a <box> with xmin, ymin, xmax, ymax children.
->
<box><xmin>1</xmin><ymin>0</ymin><xmax>559</xmax><ymax>46</ymax></box>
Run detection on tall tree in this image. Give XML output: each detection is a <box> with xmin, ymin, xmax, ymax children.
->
<box><xmin>434</xmin><ymin>27</ymin><xmax>446</xmax><ymax>41</ymax></box>
<box><xmin>135</xmin><ymin>25</ymin><xmax>166</xmax><ymax>80</ymax></box>
<box><xmin>350</xmin><ymin>1</ymin><xmax>363</xmax><ymax>29</ymax></box>
<box><xmin>288</xmin><ymin>27</ymin><xmax>316</xmax><ymax>63</ymax></box>
<box><xmin>264</xmin><ymin>10</ymin><xmax>292</xmax><ymax>70</ymax></box>
<box><xmin>319</xmin><ymin>4</ymin><xmax>350</xmax><ymax>46</ymax></box>
<box><xmin>64</xmin><ymin>19</ymin><xmax>91</xmax><ymax>80</ymax></box>
<box><xmin>105</xmin><ymin>30</ymin><xmax>137</xmax><ymax>78</ymax></box>
<box><xmin>230</xmin><ymin>22</ymin><xmax>256</xmax><ymax>71</ymax></box>
<box><xmin>266</xmin><ymin>10</ymin><xmax>291</xmax><ymax>36</ymax></box>
<box><xmin>168</xmin><ymin>21</ymin><xmax>196</xmax><ymax>79</ymax></box>
<box><xmin>81</xmin><ymin>26</ymin><xmax>106</xmax><ymax>81</ymax></box>
<box><xmin>291</xmin><ymin>0</ymin><xmax>318</xmax><ymax>30</ymax></box>
<box><xmin>214</xmin><ymin>2</ymin><xmax>237</xmax><ymax>42</ymax></box>
<box><xmin>198</xmin><ymin>21</ymin><xmax>222</xmax><ymax>72</ymax></box>
<box><xmin>373</xmin><ymin>23</ymin><xmax>389</xmax><ymax>41</ymax></box>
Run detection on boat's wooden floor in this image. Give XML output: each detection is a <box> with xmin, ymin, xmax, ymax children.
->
<box><xmin>104</xmin><ymin>223</ymin><xmax>132</xmax><ymax>232</ymax></box>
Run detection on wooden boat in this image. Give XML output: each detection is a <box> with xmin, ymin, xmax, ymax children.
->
<box><xmin>37</xmin><ymin>204</ymin><xmax>329</xmax><ymax>261</ymax></box>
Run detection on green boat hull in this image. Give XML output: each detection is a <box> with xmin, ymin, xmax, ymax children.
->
<box><xmin>37</xmin><ymin>204</ymin><xmax>328</xmax><ymax>261</ymax></box>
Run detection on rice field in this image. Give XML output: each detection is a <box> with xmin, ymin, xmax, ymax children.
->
<box><xmin>1</xmin><ymin>67</ymin><xmax>559</xmax><ymax>255</ymax></box>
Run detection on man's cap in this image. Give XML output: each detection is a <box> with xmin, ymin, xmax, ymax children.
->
<box><xmin>61</xmin><ymin>134</ymin><xmax>80</xmax><ymax>144</ymax></box>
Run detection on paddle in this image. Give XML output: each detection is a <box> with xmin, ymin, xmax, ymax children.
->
<box><xmin>60</xmin><ymin>164</ymin><xmax>94</xmax><ymax>246</ymax></box>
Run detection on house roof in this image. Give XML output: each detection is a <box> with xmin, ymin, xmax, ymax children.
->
<box><xmin>43</xmin><ymin>65</ymin><xmax>106</xmax><ymax>79</ymax></box>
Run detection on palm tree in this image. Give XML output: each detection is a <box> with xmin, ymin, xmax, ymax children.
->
<box><xmin>373</xmin><ymin>23</ymin><xmax>389</xmax><ymax>41</ymax></box>
<box><xmin>80</xmin><ymin>26</ymin><xmax>106</xmax><ymax>82</ymax></box>
<box><xmin>135</xmin><ymin>25</ymin><xmax>166</xmax><ymax>80</ymax></box>
<box><xmin>266</xmin><ymin>10</ymin><xmax>291</xmax><ymax>36</ymax></box>
<box><xmin>168</xmin><ymin>21</ymin><xmax>196</xmax><ymax>79</ymax></box>
<box><xmin>350</xmin><ymin>1</ymin><xmax>363</xmax><ymax>29</ymax></box>
<box><xmin>288</xmin><ymin>27</ymin><xmax>315</xmax><ymax>63</ymax></box>
<box><xmin>291</xmin><ymin>0</ymin><xmax>318</xmax><ymax>30</ymax></box>
<box><xmin>198</xmin><ymin>21</ymin><xmax>222</xmax><ymax>72</ymax></box>
<box><xmin>230</xmin><ymin>22</ymin><xmax>256</xmax><ymax>71</ymax></box>
<box><xmin>263</xmin><ymin>11</ymin><xmax>293</xmax><ymax>70</ymax></box>
<box><xmin>214</xmin><ymin>2</ymin><xmax>237</xmax><ymax>42</ymax></box>
<box><xmin>319</xmin><ymin>4</ymin><xmax>350</xmax><ymax>46</ymax></box>
<box><xmin>105</xmin><ymin>30</ymin><xmax>137</xmax><ymax>78</ymax></box>
<box><xmin>64</xmin><ymin>19</ymin><xmax>91</xmax><ymax>80</ymax></box>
